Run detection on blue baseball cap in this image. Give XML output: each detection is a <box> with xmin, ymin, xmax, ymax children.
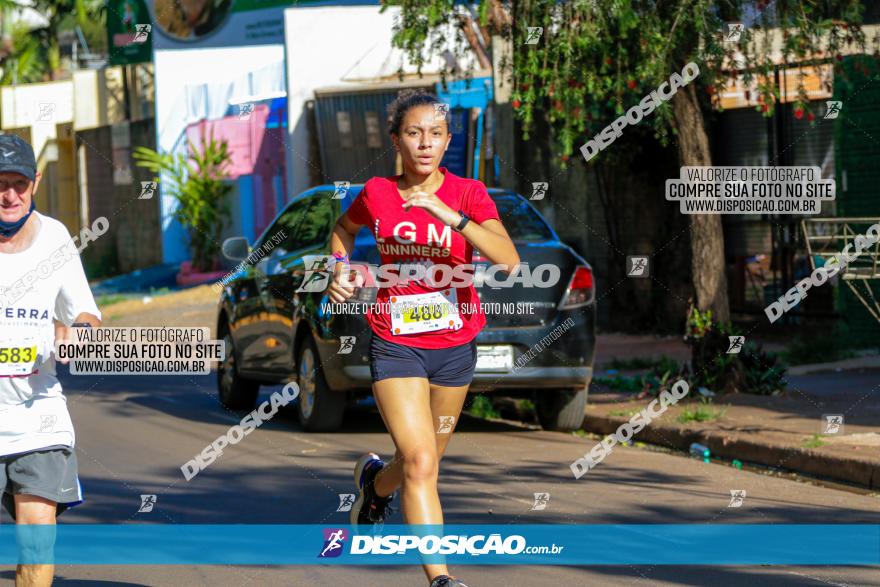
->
<box><xmin>0</xmin><ymin>134</ymin><xmax>36</xmax><ymax>181</ymax></box>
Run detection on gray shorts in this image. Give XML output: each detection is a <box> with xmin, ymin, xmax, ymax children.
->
<box><xmin>0</xmin><ymin>447</ymin><xmax>83</xmax><ymax>520</ymax></box>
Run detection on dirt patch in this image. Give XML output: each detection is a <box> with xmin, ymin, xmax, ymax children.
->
<box><xmin>99</xmin><ymin>285</ymin><xmax>219</xmax><ymax>337</ymax></box>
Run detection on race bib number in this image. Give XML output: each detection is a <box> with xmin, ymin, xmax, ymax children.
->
<box><xmin>0</xmin><ymin>343</ymin><xmax>38</xmax><ymax>376</ymax></box>
<box><xmin>390</xmin><ymin>290</ymin><xmax>463</xmax><ymax>336</ymax></box>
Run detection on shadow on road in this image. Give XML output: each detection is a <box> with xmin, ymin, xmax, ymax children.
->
<box><xmin>0</xmin><ymin>570</ymin><xmax>149</xmax><ymax>586</ymax></box>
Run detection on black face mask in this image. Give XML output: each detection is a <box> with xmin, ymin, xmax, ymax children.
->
<box><xmin>0</xmin><ymin>201</ymin><xmax>35</xmax><ymax>238</ymax></box>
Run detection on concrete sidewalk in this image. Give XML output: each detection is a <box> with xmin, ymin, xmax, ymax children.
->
<box><xmin>583</xmin><ymin>362</ymin><xmax>880</xmax><ymax>489</ymax></box>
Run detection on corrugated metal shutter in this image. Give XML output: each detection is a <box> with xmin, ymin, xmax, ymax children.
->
<box><xmin>715</xmin><ymin>107</ymin><xmax>772</xmax><ymax>257</ymax></box>
<box><xmin>314</xmin><ymin>88</ymin><xmax>432</xmax><ymax>182</ymax></box>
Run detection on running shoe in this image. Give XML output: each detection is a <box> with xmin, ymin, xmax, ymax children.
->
<box><xmin>430</xmin><ymin>575</ymin><xmax>470</xmax><ymax>587</ymax></box>
<box><xmin>351</xmin><ymin>452</ymin><xmax>394</xmax><ymax>527</ymax></box>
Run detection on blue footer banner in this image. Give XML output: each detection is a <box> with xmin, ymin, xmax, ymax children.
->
<box><xmin>4</xmin><ymin>524</ymin><xmax>879</xmax><ymax>565</ymax></box>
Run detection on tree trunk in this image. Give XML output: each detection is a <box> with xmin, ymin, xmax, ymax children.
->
<box><xmin>672</xmin><ymin>83</ymin><xmax>730</xmax><ymax>324</ymax></box>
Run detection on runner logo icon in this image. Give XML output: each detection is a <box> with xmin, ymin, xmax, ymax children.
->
<box><xmin>139</xmin><ymin>494</ymin><xmax>157</xmax><ymax>513</ymax></box>
<box><xmin>338</xmin><ymin>336</ymin><xmax>356</xmax><ymax>354</ymax></box>
<box><xmin>727</xmin><ymin>336</ymin><xmax>744</xmax><ymax>354</ymax></box>
<box><xmin>336</xmin><ymin>494</ymin><xmax>355</xmax><ymax>512</ymax></box>
<box><xmin>39</xmin><ymin>415</ymin><xmax>57</xmax><ymax>433</ymax></box>
<box><xmin>319</xmin><ymin>528</ymin><xmax>348</xmax><ymax>558</ymax></box>
<box><xmin>333</xmin><ymin>181</ymin><xmax>350</xmax><ymax>199</ymax></box>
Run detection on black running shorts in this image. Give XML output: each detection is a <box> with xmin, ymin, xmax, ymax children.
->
<box><xmin>369</xmin><ymin>335</ymin><xmax>477</xmax><ymax>386</ymax></box>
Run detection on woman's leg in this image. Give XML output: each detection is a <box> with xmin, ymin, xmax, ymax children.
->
<box><xmin>373</xmin><ymin>383</ymin><xmax>469</xmax><ymax>497</ymax></box>
<box><xmin>370</xmin><ymin>377</ymin><xmax>469</xmax><ymax>583</ymax></box>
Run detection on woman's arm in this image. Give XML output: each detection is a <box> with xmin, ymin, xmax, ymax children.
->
<box><xmin>401</xmin><ymin>192</ymin><xmax>520</xmax><ymax>272</ymax></box>
<box><xmin>456</xmin><ymin>217</ymin><xmax>519</xmax><ymax>272</ymax></box>
<box><xmin>326</xmin><ymin>213</ymin><xmax>364</xmax><ymax>303</ymax></box>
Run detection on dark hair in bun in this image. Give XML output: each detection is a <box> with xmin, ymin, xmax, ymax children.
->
<box><xmin>387</xmin><ymin>89</ymin><xmax>450</xmax><ymax>135</ymax></box>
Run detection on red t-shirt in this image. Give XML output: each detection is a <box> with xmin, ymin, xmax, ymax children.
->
<box><xmin>346</xmin><ymin>168</ymin><xmax>500</xmax><ymax>349</ymax></box>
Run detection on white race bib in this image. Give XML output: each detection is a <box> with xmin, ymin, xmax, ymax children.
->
<box><xmin>0</xmin><ymin>329</ymin><xmax>39</xmax><ymax>377</ymax></box>
<box><xmin>390</xmin><ymin>289</ymin><xmax>463</xmax><ymax>336</ymax></box>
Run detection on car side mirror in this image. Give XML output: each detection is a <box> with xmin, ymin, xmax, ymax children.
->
<box><xmin>222</xmin><ymin>236</ymin><xmax>250</xmax><ymax>261</ymax></box>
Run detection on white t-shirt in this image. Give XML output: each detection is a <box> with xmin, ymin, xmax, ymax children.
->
<box><xmin>0</xmin><ymin>212</ymin><xmax>102</xmax><ymax>456</ymax></box>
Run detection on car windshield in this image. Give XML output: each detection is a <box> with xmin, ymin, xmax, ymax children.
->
<box><xmin>494</xmin><ymin>195</ymin><xmax>554</xmax><ymax>241</ymax></box>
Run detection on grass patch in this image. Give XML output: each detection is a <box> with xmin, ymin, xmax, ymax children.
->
<box><xmin>676</xmin><ymin>403</ymin><xmax>726</xmax><ymax>424</ymax></box>
<box><xmin>608</xmin><ymin>408</ymin><xmax>640</xmax><ymax>418</ymax></box>
<box><xmin>802</xmin><ymin>434</ymin><xmax>827</xmax><ymax>449</ymax></box>
<box><xmin>96</xmin><ymin>294</ymin><xmax>129</xmax><ymax>307</ymax></box>
<box><xmin>467</xmin><ymin>395</ymin><xmax>500</xmax><ymax>420</ymax></box>
<box><xmin>518</xmin><ymin>399</ymin><xmax>535</xmax><ymax>412</ymax></box>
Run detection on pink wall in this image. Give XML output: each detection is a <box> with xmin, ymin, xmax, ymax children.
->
<box><xmin>185</xmin><ymin>105</ymin><xmax>288</xmax><ymax>237</ymax></box>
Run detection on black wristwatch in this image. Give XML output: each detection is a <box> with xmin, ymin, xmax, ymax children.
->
<box><xmin>453</xmin><ymin>211</ymin><xmax>470</xmax><ymax>232</ymax></box>
<box><xmin>72</xmin><ymin>322</ymin><xmax>92</xmax><ymax>328</ymax></box>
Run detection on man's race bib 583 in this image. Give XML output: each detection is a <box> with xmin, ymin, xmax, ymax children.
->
<box><xmin>0</xmin><ymin>341</ymin><xmax>38</xmax><ymax>377</ymax></box>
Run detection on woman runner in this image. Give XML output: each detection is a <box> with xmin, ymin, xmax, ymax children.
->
<box><xmin>327</xmin><ymin>89</ymin><xmax>520</xmax><ymax>587</ymax></box>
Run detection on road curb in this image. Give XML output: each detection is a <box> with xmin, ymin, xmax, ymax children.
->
<box><xmin>581</xmin><ymin>413</ymin><xmax>880</xmax><ymax>490</ymax></box>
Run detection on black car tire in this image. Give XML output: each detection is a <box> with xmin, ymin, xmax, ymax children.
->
<box><xmin>217</xmin><ymin>330</ymin><xmax>260</xmax><ymax>410</ymax></box>
<box><xmin>536</xmin><ymin>387</ymin><xmax>588</xmax><ymax>431</ymax></box>
<box><xmin>296</xmin><ymin>336</ymin><xmax>345</xmax><ymax>431</ymax></box>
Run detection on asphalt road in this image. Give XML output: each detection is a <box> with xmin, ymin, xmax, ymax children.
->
<box><xmin>2</xmin><ymin>369</ymin><xmax>878</xmax><ymax>587</ymax></box>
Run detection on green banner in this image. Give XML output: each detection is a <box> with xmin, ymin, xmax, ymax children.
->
<box><xmin>107</xmin><ymin>0</ymin><xmax>152</xmax><ymax>65</ymax></box>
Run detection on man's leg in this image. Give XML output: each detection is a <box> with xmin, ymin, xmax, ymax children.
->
<box><xmin>15</xmin><ymin>494</ymin><xmax>56</xmax><ymax>587</ymax></box>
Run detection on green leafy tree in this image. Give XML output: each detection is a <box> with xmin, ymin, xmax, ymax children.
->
<box><xmin>134</xmin><ymin>132</ymin><xmax>233</xmax><ymax>272</ymax></box>
<box><xmin>383</xmin><ymin>0</ymin><xmax>878</xmax><ymax>324</ymax></box>
<box><xmin>0</xmin><ymin>0</ymin><xmax>105</xmax><ymax>82</ymax></box>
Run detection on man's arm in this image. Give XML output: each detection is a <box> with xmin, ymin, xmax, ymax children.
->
<box><xmin>71</xmin><ymin>313</ymin><xmax>102</xmax><ymax>327</ymax></box>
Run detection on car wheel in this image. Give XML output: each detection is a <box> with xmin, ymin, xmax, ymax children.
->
<box><xmin>217</xmin><ymin>329</ymin><xmax>260</xmax><ymax>410</ymax></box>
<box><xmin>536</xmin><ymin>387</ymin><xmax>588</xmax><ymax>432</ymax></box>
<box><xmin>296</xmin><ymin>336</ymin><xmax>345</xmax><ymax>431</ymax></box>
